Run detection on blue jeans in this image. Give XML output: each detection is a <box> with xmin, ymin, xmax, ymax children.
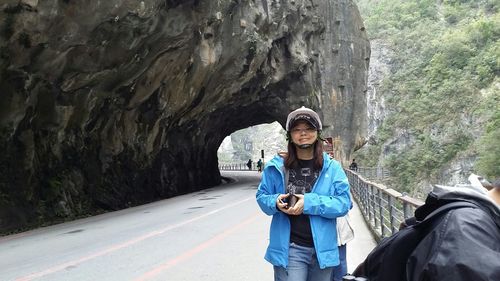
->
<box><xmin>331</xmin><ymin>244</ymin><xmax>347</xmax><ymax>281</ymax></box>
<box><xmin>274</xmin><ymin>243</ymin><xmax>333</xmax><ymax>281</ymax></box>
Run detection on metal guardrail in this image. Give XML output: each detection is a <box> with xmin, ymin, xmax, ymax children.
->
<box><xmin>346</xmin><ymin>169</ymin><xmax>424</xmax><ymax>241</ymax></box>
<box><xmin>351</xmin><ymin>166</ymin><xmax>390</xmax><ymax>180</ymax></box>
<box><xmin>219</xmin><ymin>163</ymin><xmax>257</xmax><ymax>171</ymax></box>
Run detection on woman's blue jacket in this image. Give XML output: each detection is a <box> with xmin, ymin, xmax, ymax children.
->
<box><xmin>256</xmin><ymin>152</ymin><xmax>351</xmax><ymax>269</ymax></box>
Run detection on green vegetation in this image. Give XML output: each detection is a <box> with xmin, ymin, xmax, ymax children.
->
<box><xmin>475</xmin><ymin>91</ymin><xmax>500</xmax><ymax>178</ymax></box>
<box><xmin>354</xmin><ymin>0</ymin><xmax>499</xmax><ymax>193</ymax></box>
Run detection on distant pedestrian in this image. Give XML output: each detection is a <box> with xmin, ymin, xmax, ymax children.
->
<box><xmin>257</xmin><ymin>159</ymin><xmax>263</xmax><ymax>172</ymax></box>
<box><xmin>247</xmin><ymin>159</ymin><xmax>253</xmax><ymax>170</ymax></box>
<box><xmin>348</xmin><ymin>159</ymin><xmax>358</xmax><ymax>172</ymax></box>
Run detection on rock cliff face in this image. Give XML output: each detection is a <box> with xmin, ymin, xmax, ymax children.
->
<box><xmin>0</xmin><ymin>0</ymin><xmax>369</xmax><ymax>232</ymax></box>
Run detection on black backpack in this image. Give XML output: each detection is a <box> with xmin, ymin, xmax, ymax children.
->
<box><xmin>352</xmin><ymin>200</ymin><xmax>478</xmax><ymax>281</ymax></box>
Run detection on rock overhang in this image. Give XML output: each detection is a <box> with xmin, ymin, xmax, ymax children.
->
<box><xmin>0</xmin><ymin>0</ymin><xmax>369</xmax><ymax>232</ymax></box>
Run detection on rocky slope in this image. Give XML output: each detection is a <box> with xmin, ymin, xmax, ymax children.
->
<box><xmin>354</xmin><ymin>0</ymin><xmax>498</xmax><ymax>197</ymax></box>
<box><xmin>0</xmin><ymin>0</ymin><xmax>369</xmax><ymax>232</ymax></box>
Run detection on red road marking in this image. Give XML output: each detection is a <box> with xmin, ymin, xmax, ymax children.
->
<box><xmin>0</xmin><ymin>232</ymin><xmax>28</xmax><ymax>242</ymax></box>
<box><xmin>15</xmin><ymin>197</ymin><xmax>254</xmax><ymax>281</ymax></box>
<box><xmin>133</xmin><ymin>212</ymin><xmax>261</xmax><ymax>281</ymax></box>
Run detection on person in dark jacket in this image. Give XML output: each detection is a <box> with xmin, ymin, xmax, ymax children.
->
<box><xmin>348</xmin><ymin>159</ymin><xmax>357</xmax><ymax>171</ymax></box>
<box><xmin>247</xmin><ymin>159</ymin><xmax>253</xmax><ymax>170</ymax></box>
<box><xmin>257</xmin><ymin>159</ymin><xmax>263</xmax><ymax>172</ymax></box>
<box><xmin>405</xmin><ymin>179</ymin><xmax>500</xmax><ymax>281</ymax></box>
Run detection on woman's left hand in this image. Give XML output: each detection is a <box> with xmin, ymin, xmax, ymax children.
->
<box><xmin>286</xmin><ymin>194</ymin><xmax>304</xmax><ymax>215</ymax></box>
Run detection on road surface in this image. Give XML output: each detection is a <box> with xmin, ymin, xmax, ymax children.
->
<box><xmin>0</xmin><ymin>171</ymin><xmax>376</xmax><ymax>281</ymax></box>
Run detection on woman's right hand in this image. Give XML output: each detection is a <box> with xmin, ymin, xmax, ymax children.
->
<box><xmin>277</xmin><ymin>194</ymin><xmax>289</xmax><ymax>211</ymax></box>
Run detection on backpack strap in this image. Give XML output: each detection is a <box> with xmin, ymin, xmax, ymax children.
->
<box><xmin>403</xmin><ymin>201</ymin><xmax>477</xmax><ymax>229</ymax></box>
<box><xmin>417</xmin><ymin>201</ymin><xmax>478</xmax><ymax>226</ymax></box>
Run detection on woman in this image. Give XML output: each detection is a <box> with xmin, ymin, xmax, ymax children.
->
<box><xmin>256</xmin><ymin>106</ymin><xmax>351</xmax><ymax>281</ymax></box>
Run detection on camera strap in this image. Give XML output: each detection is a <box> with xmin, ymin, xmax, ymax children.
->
<box><xmin>282</xmin><ymin>166</ymin><xmax>290</xmax><ymax>192</ymax></box>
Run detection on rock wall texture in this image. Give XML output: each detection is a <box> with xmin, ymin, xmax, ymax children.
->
<box><xmin>0</xmin><ymin>0</ymin><xmax>369</xmax><ymax>232</ymax></box>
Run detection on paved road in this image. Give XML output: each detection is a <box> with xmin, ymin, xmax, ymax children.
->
<box><xmin>0</xmin><ymin>171</ymin><xmax>376</xmax><ymax>281</ymax></box>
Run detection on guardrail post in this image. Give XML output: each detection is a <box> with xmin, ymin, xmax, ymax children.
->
<box><xmin>403</xmin><ymin>202</ymin><xmax>411</xmax><ymax>219</ymax></box>
<box><xmin>364</xmin><ymin>182</ymin><xmax>368</xmax><ymax>224</ymax></box>
<box><xmin>368</xmin><ymin>184</ymin><xmax>373</xmax><ymax>224</ymax></box>
<box><xmin>388</xmin><ymin>196</ymin><xmax>396</xmax><ymax>235</ymax></box>
<box><xmin>379</xmin><ymin>192</ymin><xmax>385</xmax><ymax>238</ymax></box>
<box><xmin>372</xmin><ymin>187</ymin><xmax>377</xmax><ymax>231</ymax></box>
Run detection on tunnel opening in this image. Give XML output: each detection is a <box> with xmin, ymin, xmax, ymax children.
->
<box><xmin>217</xmin><ymin>121</ymin><xmax>286</xmax><ymax>170</ymax></box>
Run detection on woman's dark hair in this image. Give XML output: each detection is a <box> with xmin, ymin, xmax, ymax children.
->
<box><xmin>284</xmin><ymin>139</ymin><xmax>324</xmax><ymax>170</ymax></box>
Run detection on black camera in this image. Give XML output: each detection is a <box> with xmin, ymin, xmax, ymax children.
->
<box><xmin>288</xmin><ymin>193</ymin><xmax>298</xmax><ymax>208</ymax></box>
<box><xmin>279</xmin><ymin>193</ymin><xmax>298</xmax><ymax>209</ymax></box>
